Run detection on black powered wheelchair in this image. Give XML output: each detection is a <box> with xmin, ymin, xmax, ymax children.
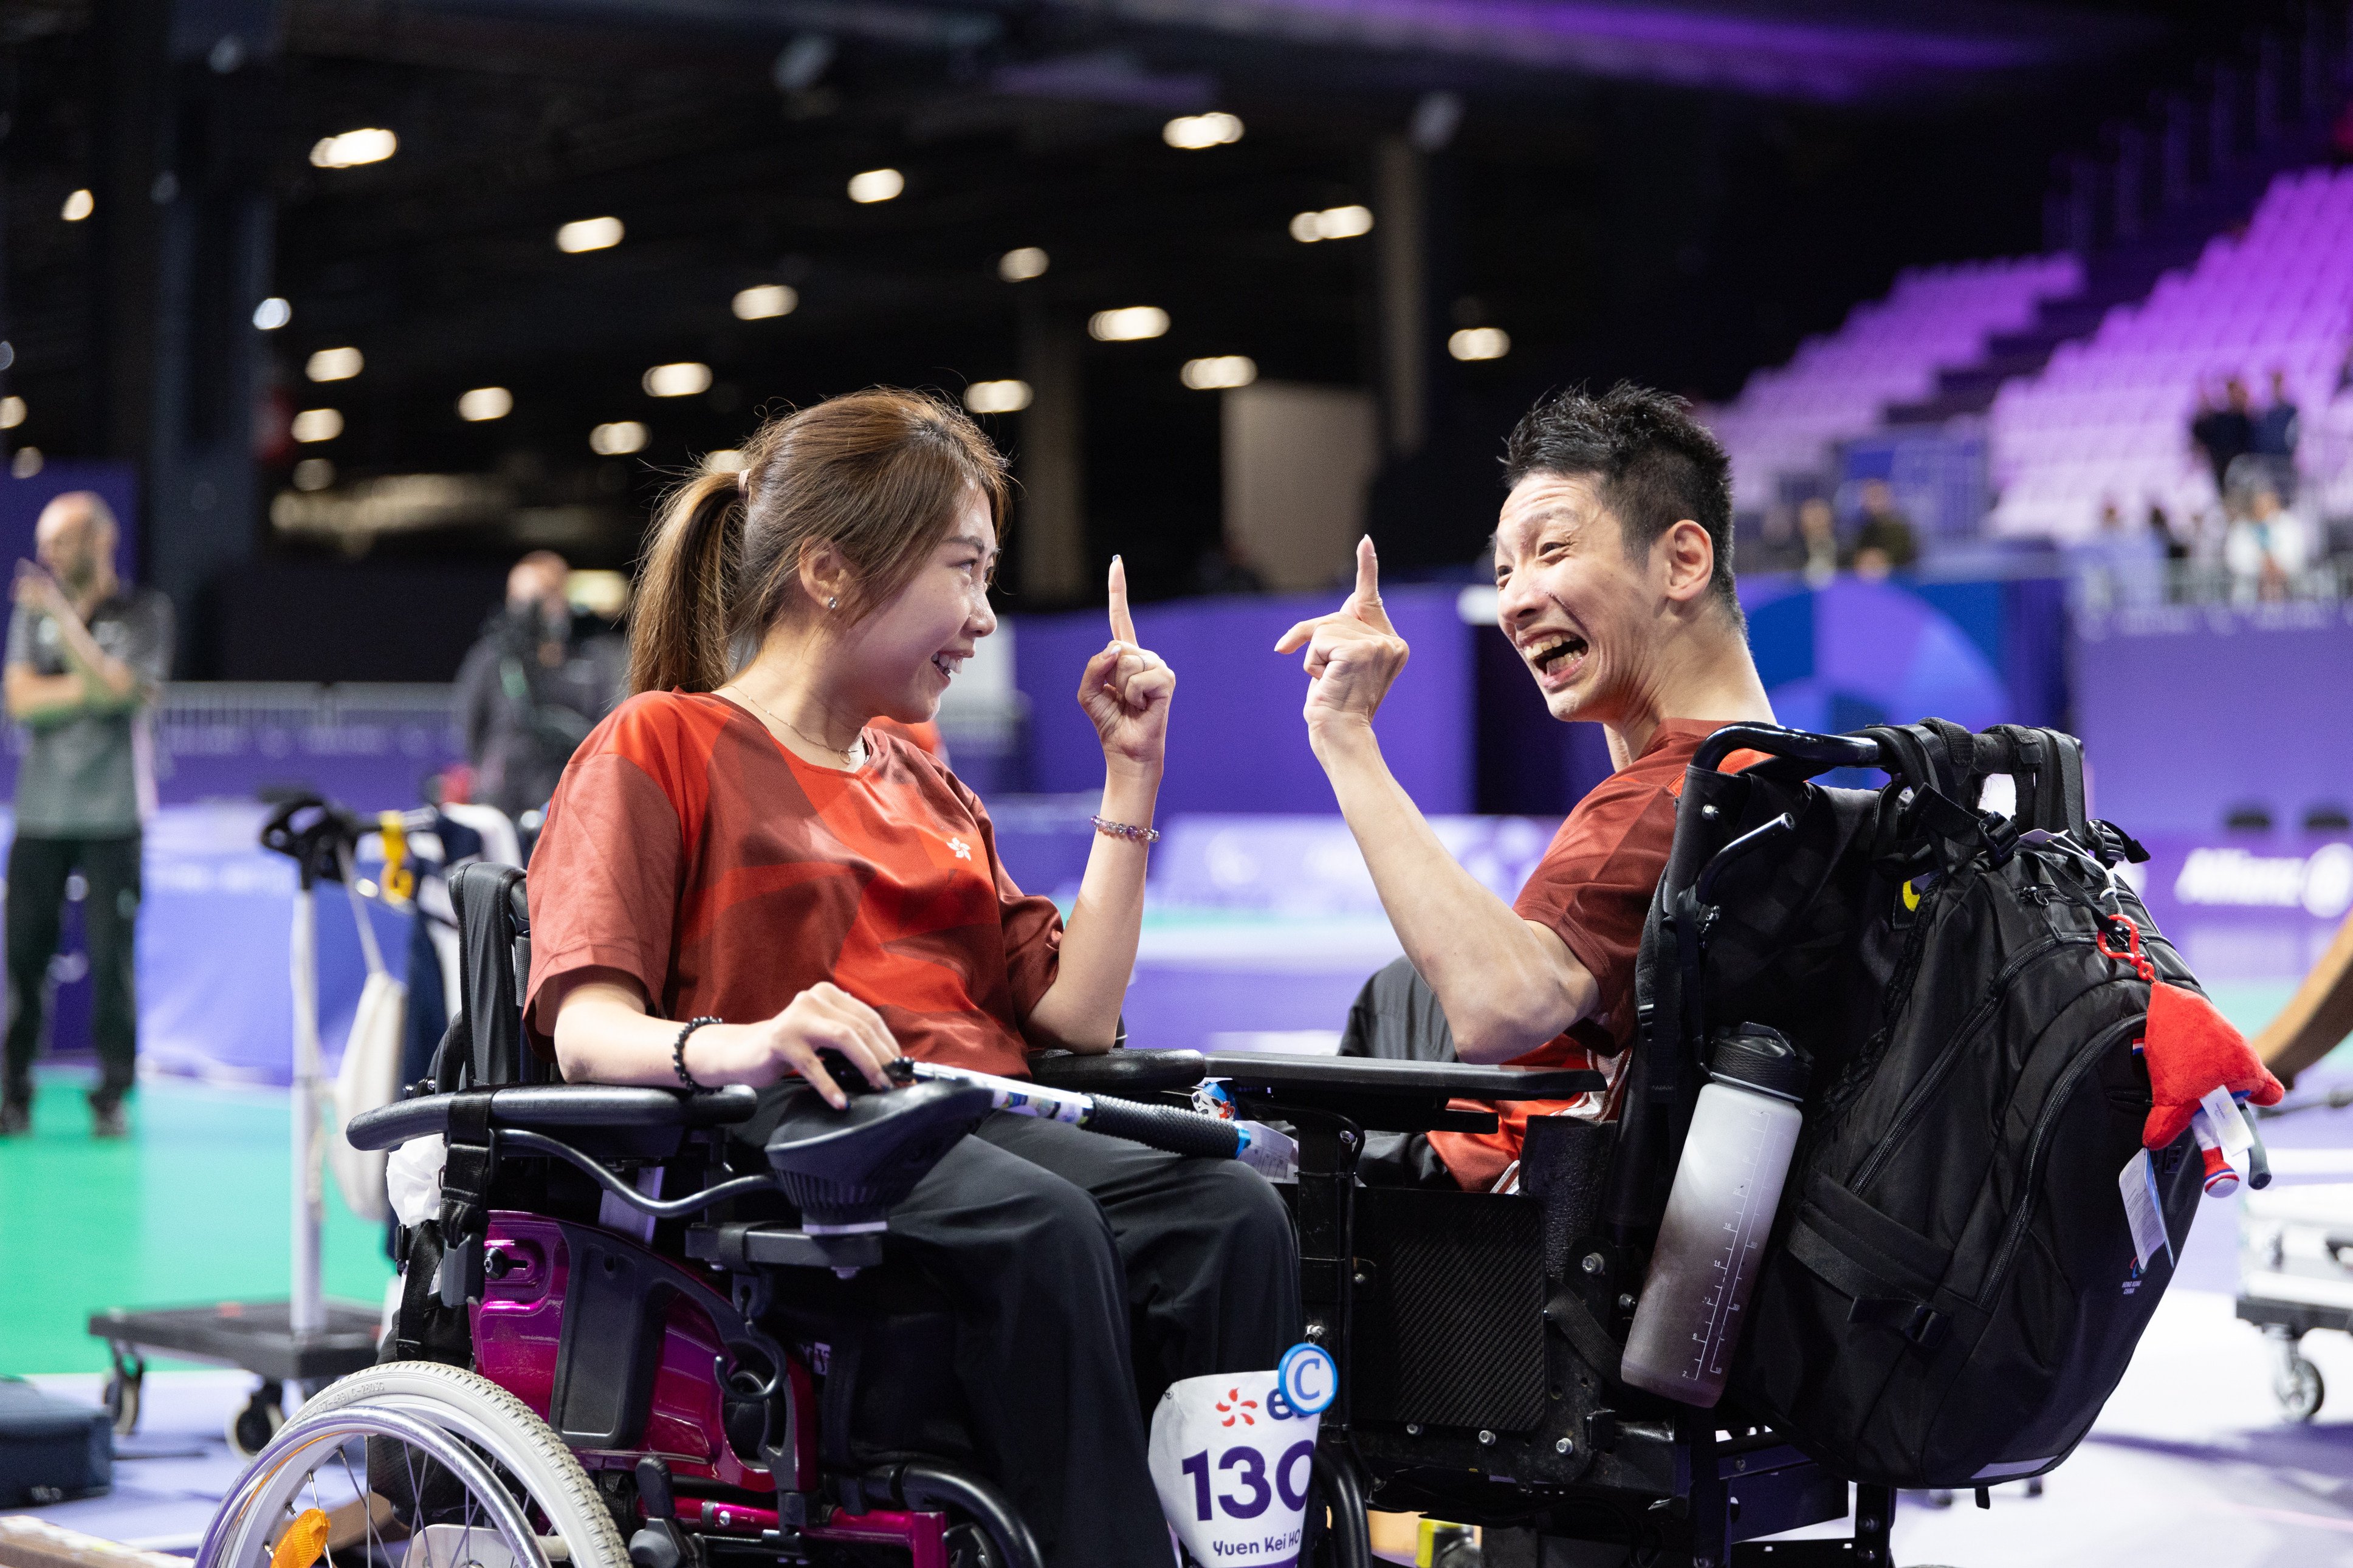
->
<box><xmin>196</xmin><ymin>727</ymin><xmax>1930</xmax><ymax>1568</ymax></box>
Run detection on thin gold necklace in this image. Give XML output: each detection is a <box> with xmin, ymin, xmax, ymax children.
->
<box><xmin>727</xmin><ymin>684</ymin><xmax>865</xmax><ymax>769</ymax></box>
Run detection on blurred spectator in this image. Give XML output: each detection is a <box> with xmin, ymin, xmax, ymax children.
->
<box><xmin>2222</xmin><ymin>459</ymin><xmax>2312</xmax><ymax>602</ymax></box>
<box><xmin>1</xmin><ymin>493</ymin><xmax>171</xmax><ymax>1138</ymax></box>
<box><xmin>453</xmin><ymin>551</ymin><xmax>626</xmax><ymax>821</ymax></box>
<box><xmin>1798</xmin><ymin>496</ymin><xmax>1839</xmax><ymax>587</ymax></box>
<box><xmin>2191</xmin><ymin>377</ymin><xmax>2255</xmax><ymax>494</ymax></box>
<box><xmin>2148</xmin><ymin>502</ymin><xmax>2188</xmax><ymax>563</ymax></box>
<box><xmin>1192</xmin><ymin>537</ymin><xmax>1268</xmax><ymax>596</ymax></box>
<box><xmin>2079</xmin><ymin>496</ymin><xmax>2163</xmax><ymax>608</ymax></box>
<box><xmin>1747</xmin><ymin>502</ymin><xmax>1808</xmax><ymax>574</ymax></box>
<box><xmin>1847</xmin><ymin>479</ymin><xmax>1918</xmax><ymax>578</ymax></box>
<box><xmin>2253</xmin><ymin>367</ymin><xmax>2301</xmax><ymax>500</ymax></box>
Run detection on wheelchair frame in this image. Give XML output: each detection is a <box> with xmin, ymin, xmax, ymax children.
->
<box><xmin>335</xmin><ymin>771</ymin><xmax>1915</xmax><ymax>1568</ymax></box>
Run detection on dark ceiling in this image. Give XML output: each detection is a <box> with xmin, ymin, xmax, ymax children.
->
<box><xmin>0</xmin><ymin>0</ymin><xmax>2262</xmax><ymax>634</ymax></box>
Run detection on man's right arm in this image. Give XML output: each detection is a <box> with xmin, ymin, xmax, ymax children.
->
<box><xmin>1278</xmin><ymin>540</ymin><xmax>1601</xmax><ymax>1063</ymax></box>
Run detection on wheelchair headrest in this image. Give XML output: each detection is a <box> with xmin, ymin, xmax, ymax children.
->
<box><xmin>763</xmin><ymin>1075</ymin><xmax>994</xmax><ymax>1230</ymax></box>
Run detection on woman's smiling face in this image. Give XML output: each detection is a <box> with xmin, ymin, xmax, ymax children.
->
<box><xmin>833</xmin><ymin>490</ymin><xmax>1000</xmax><ymax>724</ymax></box>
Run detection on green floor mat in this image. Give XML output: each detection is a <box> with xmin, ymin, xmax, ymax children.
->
<box><xmin>0</xmin><ymin>1073</ymin><xmax>396</xmax><ymax>1375</ymax></box>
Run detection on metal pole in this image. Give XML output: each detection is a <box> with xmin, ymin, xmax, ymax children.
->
<box><xmin>289</xmin><ymin>883</ymin><xmax>323</xmax><ymax>1337</ymax></box>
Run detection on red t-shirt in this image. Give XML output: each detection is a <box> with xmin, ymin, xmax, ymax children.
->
<box><xmin>524</xmin><ymin>691</ymin><xmax>1063</xmax><ymax>1078</ymax></box>
<box><xmin>1427</xmin><ymin>720</ymin><xmax>1759</xmax><ymax>1190</ymax></box>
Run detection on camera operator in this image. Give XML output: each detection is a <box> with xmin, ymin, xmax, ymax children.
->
<box><xmin>452</xmin><ymin>551</ymin><xmax>625</xmax><ymax>823</ymax></box>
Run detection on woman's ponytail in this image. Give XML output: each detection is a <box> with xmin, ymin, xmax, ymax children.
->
<box><xmin>628</xmin><ymin>468</ymin><xmax>743</xmax><ymax>694</ymax></box>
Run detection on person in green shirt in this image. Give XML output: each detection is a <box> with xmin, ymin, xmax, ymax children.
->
<box><xmin>1</xmin><ymin>491</ymin><xmax>171</xmax><ymax>1137</ymax></box>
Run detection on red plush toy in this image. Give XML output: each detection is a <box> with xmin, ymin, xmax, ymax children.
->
<box><xmin>2141</xmin><ymin>977</ymin><xmax>2284</xmax><ymax>1150</ymax></box>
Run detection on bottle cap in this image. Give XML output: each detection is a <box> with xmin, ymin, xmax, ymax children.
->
<box><xmin>1709</xmin><ymin>1023</ymin><xmax>1809</xmax><ymax>1103</ymax></box>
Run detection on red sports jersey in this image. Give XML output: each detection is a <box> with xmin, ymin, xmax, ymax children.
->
<box><xmin>1428</xmin><ymin>719</ymin><xmax>1763</xmax><ymax>1190</ymax></box>
<box><xmin>524</xmin><ymin>690</ymin><xmax>1062</xmax><ymax>1078</ymax></box>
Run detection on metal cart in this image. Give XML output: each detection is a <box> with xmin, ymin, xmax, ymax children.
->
<box><xmin>86</xmin><ymin>798</ymin><xmax>390</xmax><ymax>1454</ymax></box>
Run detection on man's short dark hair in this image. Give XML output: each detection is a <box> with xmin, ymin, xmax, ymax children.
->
<box><xmin>1502</xmin><ymin>383</ymin><xmax>1742</xmax><ymax>629</ymax></box>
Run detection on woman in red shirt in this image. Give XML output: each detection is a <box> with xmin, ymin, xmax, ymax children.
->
<box><xmin>526</xmin><ymin>390</ymin><xmax>1298</xmax><ymax>1566</ymax></box>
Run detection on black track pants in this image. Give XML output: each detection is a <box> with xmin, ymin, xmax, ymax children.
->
<box><xmin>4</xmin><ymin>832</ymin><xmax>141</xmax><ymax>1108</ymax></box>
<box><xmin>884</xmin><ymin>1111</ymin><xmax>1303</xmax><ymax>1567</ymax></box>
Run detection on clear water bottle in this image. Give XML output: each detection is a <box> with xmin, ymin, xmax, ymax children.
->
<box><xmin>1621</xmin><ymin>1025</ymin><xmax>1809</xmax><ymax>1408</ymax></box>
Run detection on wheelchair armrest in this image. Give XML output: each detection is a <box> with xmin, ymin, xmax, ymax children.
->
<box><xmin>346</xmin><ymin>1084</ymin><xmax>760</xmax><ymax>1152</ymax></box>
<box><xmin>1026</xmin><ymin>1048</ymin><xmax>1207</xmax><ymax>1095</ymax></box>
<box><xmin>1198</xmin><ymin>1055</ymin><xmax>1606</xmax><ymax>1132</ymax></box>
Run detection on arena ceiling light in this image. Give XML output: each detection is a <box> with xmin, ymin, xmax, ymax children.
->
<box><xmin>1088</xmin><ymin>306</ymin><xmax>1170</xmax><ymax>342</ymax></box>
<box><xmin>643</xmin><ymin>362</ymin><xmax>713</xmax><ymax>398</ymax></box>
<box><xmin>457</xmin><ymin>387</ymin><xmax>513</xmax><ymax>422</ymax></box>
<box><xmin>705</xmin><ymin>449</ymin><xmax>749</xmax><ymax>473</ymax></box>
<box><xmin>291</xmin><ymin>408</ymin><xmax>344</xmax><ymax>443</ymax></box>
<box><xmin>591</xmin><ymin>420</ymin><xmax>648</xmax><ymax>455</ymax></box>
<box><xmin>1180</xmin><ymin>356</ymin><xmax>1257</xmax><ymax>390</ymax></box>
<box><xmin>309</xmin><ymin>128</ymin><xmax>398</xmax><ymax>169</ymax></box>
<box><xmin>253</xmin><ymin>297</ymin><xmax>290</xmax><ymax>330</ymax></box>
<box><xmin>0</xmin><ymin>397</ymin><xmax>23</xmax><ymax>430</ymax></box>
<box><xmin>1163</xmin><ymin>112</ymin><xmax>1243</xmax><ymax>149</ymax></box>
<box><xmin>555</xmin><ymin>216</ymin><xmax>625</xmax><ymax>253</ymax></box>
<box><xmin>1290</xmin><ymin>205</ymin><xmax>1375</xmax><ymax>244</ymax></box>
<box><xmin>306</xmin><ymin>346</ymin><xmax>363</xmax><ymax>382</ymax></box>
<box><xmin>998</xmin><ymin>247</ymin><xmax>1049</xmax><ymax>282</ymax></box>
<box><xmin>292</xmin><ymin>459</ymin><xmax>335</xmax><ymax>492</ymax></box>
<box><xmin>10</xmin><ymin>449</ymin><xmax>40</xmax><ymax>479</ymax></box>
<box><xmin>732</xmin><ymin>284</ymin><xmax>798</xmax><ymax>320</ymax></box>
<box><xmin>1448</xmin><ymin>326</ymin><xmax>1511</xmax><ymax>361</ymax></box>
<box><xmin>61</xmin><ymin>189</ymin><xmax>92</xmax><ymax>222</ymax></box>
<box><xmin>964</xmin><ymin>379</ymin><xmax>1033</xmax><ymax>414</ymax></box>
<box><xmin>847</xmin><ymin>168</ymin><xmax>905</xmax><ymax>204</ymax></box>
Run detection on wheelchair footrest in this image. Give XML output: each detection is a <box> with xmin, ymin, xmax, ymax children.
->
<box><xmin>685</xmin><ymin>1224</ymin><xmax>885</xmax><ymax>1273</ymax></box>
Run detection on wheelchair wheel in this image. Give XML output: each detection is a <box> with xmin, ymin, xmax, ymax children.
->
<box><xmin>197</xmin><ymin>1362</ymin><xmax>629</xmax><ymax>1568</ymax></box>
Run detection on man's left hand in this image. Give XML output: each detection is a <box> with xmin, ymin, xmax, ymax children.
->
<box><xmin>12</xmin><ymin>562</ymin><xmax>67</xmax><ymax>618</ymax></box>
<box><xmin>1274</xmin><ymin>536</ymin><xmax>1409</xmax><ymax>739</ymax></box>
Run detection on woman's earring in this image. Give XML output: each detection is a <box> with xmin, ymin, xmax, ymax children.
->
<box><xmin>827</xmin><ymin>596</ymin><xmax>838</xmax><ymax>610</ymax></box>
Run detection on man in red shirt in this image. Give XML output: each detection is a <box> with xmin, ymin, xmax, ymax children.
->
<box><xmin>1277</xmin><ymin>384</ymin><xmax>1775</xmax><ymax>1190</ymax></box>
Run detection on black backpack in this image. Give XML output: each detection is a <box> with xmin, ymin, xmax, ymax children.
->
<box><xmin>1616</xmin><ymin>719</ymin><xmax>2205</xmax><ymax>1490</ymax></box>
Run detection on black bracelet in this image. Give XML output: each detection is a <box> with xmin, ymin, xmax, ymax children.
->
<box><xmin>673</xmin><ymin>1016</ymin><xmax>723</xmax><ymax>1090</ymax></box>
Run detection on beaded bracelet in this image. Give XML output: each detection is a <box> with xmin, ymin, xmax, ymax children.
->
<box><xmin>1090</xmin><ymin>815</ymin><xmax>1161</xmax><ymax>844</ymax></box>
<box><xmin>673</xmin><ymin>1016</ymin><xmax>723</xmax><ymax>1090</ymax></box>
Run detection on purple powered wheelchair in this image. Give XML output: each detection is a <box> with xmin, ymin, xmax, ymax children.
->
<box><xmin>196</xmin><ymin>724</ymin><xmax>1926</xmax><ymax>1568</ymax></box>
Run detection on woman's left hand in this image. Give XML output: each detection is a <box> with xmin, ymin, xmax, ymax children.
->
<box><xmin>1077</xmin><ymin>556</ymin><xmax>1175</xmax><ymax>776</ymax></box>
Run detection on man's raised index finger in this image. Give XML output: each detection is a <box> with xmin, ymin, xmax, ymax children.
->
<box><xmin>1108</xmin><ymin>554</ymin><xmax>1137</xmax><ymax>646</ymax></box>
<box><xmin>1350</xmin><ymin>535</ymin><xmax>1395</xmax><ymax>631</ymax></box>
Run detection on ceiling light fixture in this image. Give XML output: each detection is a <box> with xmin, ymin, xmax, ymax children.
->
<box><xmin>1180</xmin><ymin>356</ymin><xmax>1257</xmax><ymax>391</ymax></box>
<box><xmin>964</xmin><ymin>380</ymin><xmax>1034</xmax><ymax>414</ymax></box>
<box><xmin>732</xmin><ymin>284</ymin><xmax>797</xmax><ymax>320</ymax></box>
<box><xmin>555</xmin><ymin>216</ymin><xmax>625</xmax><ymax>253</ymax></box>
<box><xmin>848</xmin><ymin>168</ymin><xmax>905</xmax><ymax>204</ymax></box>
<box><xmin>309</xmin><ymin>128</ymin><xmax>397</xmax><ymax>169</ymax></box>
<box><xmin>291</xmin><ymin>408</ymin><xmax>344</xmax><ymax>443</ymax></box>
<box><xmin>642</xmin><ymin>362</ymin><xmax>713</xmax><ymax>399</ymax></box>
<box><xmin>306</xmin><ymin>346</ymin><xmax>363</xmax><ymax>382</ymax></box>
<box><xmin>1448</xmin><ymin>326</ymin><xmax>1511</xmax><ymax>361</ymax></box>
<box><xmin>1290</xmin><ymin>204</ymin><xmax>1375</xmax><ymax>244</ymax></box>
<box><xmin>1088</xmin><ymin>306</ymin><xmax>1170</xmax><ymax>342</ymax></box>
<box><xmin>591</xmin><ymin>420</ymin><xmax>648</xmax><ymax>456</ymax></box>
<box><xmin>1163</xmin><ymin>112</ymin><xmax>1243</xmax><ymax>149</ymax></box>
<box><xmin>61</xmin><ymin>189</ymin><xmax>93</xmax><ymax>222</ymax></box>
<box><xmin>458</xmin><ymin>387</ymin><xmax>513</xmax><ymax>422</ymax></box>
<box><xmin>0</xmin><ymin>397</ymin><xmax>24</xmax><ymax>430</ymax></box>
<box><xmin>253</xmin><ymin>297</ymin><xmax>291</xmax><ymax>330</ymax></box>
<box><xmin>998</xmin><ymin>247</ymin><xmax>1049</xmax><ymax>282</ymax></box>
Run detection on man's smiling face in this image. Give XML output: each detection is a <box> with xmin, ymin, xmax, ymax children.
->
<box><xmin>1492</xmin><ymin>470</ymin><xmax>1664</xmax><ymax>725</ymax></box>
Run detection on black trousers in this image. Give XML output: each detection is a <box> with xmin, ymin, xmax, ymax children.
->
<box><xmin>885</xmin><ymin>1111</ymin><xmax>1302</xmax><ymax>1568</ymax></box>
<box><xmin>4</xmin><ymin>832</ymin><xmax>142</xmax><ymax>1108</ymax></box>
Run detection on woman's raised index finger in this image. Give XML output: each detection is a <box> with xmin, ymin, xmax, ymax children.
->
<box><xmin>1350</xmin><ymin>535</ymin><xmax>1396</xmax><ymax>633</ymax></box>
<box><xmin>1108</xmin><ymin>555</ymin><xmax>1137</xmax><ymax>646</ymax></box>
